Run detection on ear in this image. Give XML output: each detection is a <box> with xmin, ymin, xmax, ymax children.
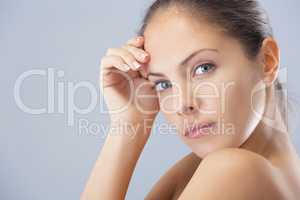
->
<box><xmin>259</xmin><ymin>37</ymin><xmax>280</xmax><ymax>86</ymax></box>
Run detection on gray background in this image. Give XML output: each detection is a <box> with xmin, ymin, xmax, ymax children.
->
<box><xmin>1</xmin><ymin>0</ymin><xmax>300</xmax><ymax>199</ymax></box>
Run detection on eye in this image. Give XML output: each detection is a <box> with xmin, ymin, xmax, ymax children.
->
<box><xmin>193</xmin><ymin>63</ymin><xmax>216</xmax><ymax>76</ymax></box>
<box><xmin>154</xmin><ymin>80</ymin><xmax>172</xmax><ymax>92</ymax></box>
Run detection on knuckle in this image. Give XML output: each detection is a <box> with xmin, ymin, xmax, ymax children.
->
<box><xmin>123</xmin><ymin>45</ymin><xmax>140</xmax><ymax>57</ymax></box>
<box><xmin>121</xmin><ymin>44</ymin><xmax>129</xmax><ymax>49</ymax></box>
<box><xmin>100</xmin><ymin>61</ymin><xmax>108</xmax><ymax>70</ymax></box>
<box><xmin>123</xmin><ymin>45</ymin><xmax>135</xmax><ymax>53</ymax></box>
<box><xmin>100</xmin><ymin>55</ymin><xmax>113</xmax><ymax>67</ymax></box>
<box><xmin>100</xmin><ymin>57</ymin><xmax>107</xmax><ymax>66</ymax></box>
<box><xmin>114</xmin><ymin>56</ymin><xmax>124</xmax><ymax>64</ymax></box>
<box><xmin>126</xmin><ymin>37</ymin><xmax>137</xmax><ymax>44</ymax></box>
<box><xmin>123</xmin><ymin>54</ymin><xmax>135</xmax><ymax>63</ymax></box>
<box><xmin>126</xmin><ymin>38</ymin><xmax>133</xmax><ymax>44</ymax></box>
<box><xmin>120</xmin><ymin>50</ymin><xmax>134</xmax><ymax>62</ymax></box>
<box><xmin>136</xmin><ymin>48</ymin><xmax>145</xmax><ymax>55</ymax></box>
<box><xmin>106</xmin><ymin>47</ymin><xmax>116</xmax><ymax>55</ymax></box>
<box><xmin>106</xmin><ymin>48</ymin><xmax>112</xmax><ymax>55</ymax></box>
<box><xmin>114</xmin><ymin>56</ymin><xmax>124</xmax><ymax>65</ymax></box>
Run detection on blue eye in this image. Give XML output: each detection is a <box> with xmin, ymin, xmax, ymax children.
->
<box><xmin>153</xmin><ymin>63</ymin><xmax>215</xmax><ymax>92</ymax></box>
<box><xmin>154</xmin><ymin>80</ymin><xmax>172</xmax><ymax>92</ymax></box>
<box><xmin>194</xmin><ymin>63</ymin><xmax>215</xmax><ymax>75</ymax></box>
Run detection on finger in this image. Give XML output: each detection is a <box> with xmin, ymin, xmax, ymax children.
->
<box><xmin>106</xmin><ymin>47</ymin><xmax>142</xmax><ymax>70</ymax></box>
<box><xmin>99</xmin><ymin>55</ymin><xmax>133</xmax><ymax>90</ymax></box>
<box><xmin>100</xmin><ymin>55</ymin><xmax>131</xmax><ymax>73</ymax></box>
<box><xmin>126</xmin><ymin>36</ymin><xmax>144</xmax><ymax>48</ymax></box>
<box><xmin>121</xmin><ymin>44</ymin><xmax>150</xmax><ymax>63</ymax></box>
<box><xmin>138</xmin><ymin>64</ymin><xmax>148</xmax><ymax>79</ymax></box>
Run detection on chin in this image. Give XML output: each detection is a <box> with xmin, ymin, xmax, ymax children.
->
<box><xmin>177</xmin><ymin>118</ymin><xmax>253</xmax><ymax>158</ymax></box>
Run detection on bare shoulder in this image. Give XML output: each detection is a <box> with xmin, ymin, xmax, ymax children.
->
<box><xmin>177</xmin><ymin>148</ymin><xmax>289</xmax><ymax>200</ymax></box>
<box><xmin>201</xmin><ymin>147</ymin><xmax>273</xmax><ymax>168</ymax></box>
<box><xmin>144</xmin><ymin>152</ymin><xmax>201</xmax><ymax>200</ymax></box>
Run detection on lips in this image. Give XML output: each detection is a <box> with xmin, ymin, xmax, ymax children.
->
<box><xmin>184</xmin><ymin>122</ymin><xmax>216</xmax><ymax>139</ymax></box>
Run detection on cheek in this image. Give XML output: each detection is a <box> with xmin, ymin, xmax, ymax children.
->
<box><xmin>157</xmin><ymin>90</ymin><xmax>181</xmax><ymax>113</ymax></box>
<box><xmin>193</xmin><ymin>82</ymin><xmax>220</xmax><ymax>115</ymax></box>
<box><xmin>157</xmin><ymin>95</ymin><xmax>178</xmax><ymax>127</ymax></box>
<box><xmin>224</xmin><ymin>82</ymin><xmax>251</xmax><ymax>119</ymax></box>
<box><xmin>158</xmin><ymin>94</ymin><xmax>171</xmax><ymax>113</ymax></box>
<box><xmin>222</xmin><ymin>77</ymin><xmax>265</xmax><ymax>138</ymax></box>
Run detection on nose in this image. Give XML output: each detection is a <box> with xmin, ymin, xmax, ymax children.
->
<box><xmin>177</xmin><ymin>94</ymin><xmax>200</xmax><ymax>116</ymax></box>
<box><xmin>177</xmin><ymin>104</ymin><xmax>197</xmax><ymax>116</ymax></box>
<box><xmin>174</xmin><ymin>81</ymin><xmax>200</xmax><ymax>116</ymax></box>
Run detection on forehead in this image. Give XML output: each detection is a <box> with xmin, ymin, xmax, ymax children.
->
<box><xmin>143</xmin><ymin>10</ymin><xmax>228</xmax><ymax>72</ymax></box>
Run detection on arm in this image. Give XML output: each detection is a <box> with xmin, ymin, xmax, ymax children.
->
<box><xmin>145</xmin><ymin>152</ymin><xmax>201</xmax><ymax>200</ymax></box>
<box><xmin>80</xmin><ymin>120</ymin><xmax>153</xmax><ymax>200</ymax></box>
<box><xmin>84</xmin><ymin>34</ymin><xmax>159</xmax><ymax>200</ymax></box>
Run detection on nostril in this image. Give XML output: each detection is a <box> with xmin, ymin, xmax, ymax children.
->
<box><xmin>177</xmin><ymin>105</ymin><xmax>197</xmax><ymax>116</ymax></box>
<box><xmin>184</xmin><ymin>106</ymin><xmax>195</xmax><ymax>113</ymax></box>
<box><xmin>188</xmin><ymin>106</ymin><xmax>194</xmax><ymax>110</ymax></box>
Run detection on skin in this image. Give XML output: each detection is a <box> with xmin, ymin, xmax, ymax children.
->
<box><xmin>81</xmin><ymin>6</ymin><xmax>300</xmax><ymax>200</ymax></box>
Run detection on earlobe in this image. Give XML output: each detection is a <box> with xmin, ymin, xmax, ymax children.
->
<box><xmin>260</xmin><ymin>37</ymin><xmax>280</xmax><ymax>86</ymax></box>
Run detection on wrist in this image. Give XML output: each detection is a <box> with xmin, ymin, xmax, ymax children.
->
<box><xmin>110</xmin><ymin>111</ymin><xmax>156</xmax><ymax>125</ymax></box>
<box><xmin>109</xmin><ymin>117</ymin><xmax>154</xmax><ymax>139</ymax></box>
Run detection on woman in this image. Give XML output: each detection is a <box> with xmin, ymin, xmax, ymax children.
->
<box><xmin>81</xmin><ymin>0</ymin><xmax>300</xmax><ymax>199</ymax></box>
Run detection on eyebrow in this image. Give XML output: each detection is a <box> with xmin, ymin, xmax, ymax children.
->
<box><xmin>148</xmin><ymin>48</ymin><xmax>219</xmax><ymax>77</ymax></box>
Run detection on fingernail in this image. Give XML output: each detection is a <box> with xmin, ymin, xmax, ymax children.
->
<box><xmin>123</xmin><ymin>64</ymin><xmax>130</xmax><ymax>71</ymax></box>
<box><xmin>140</xmin><ymin>53</ymin><xmax>148</xmax><ymax>60</ymax></box>
<box><xmin>136</xmin><ymin>36</ymin><xmax>142</xmax><ymax>42</ymax></box>
<box><xmin>132</xmin><ymin>61</ymin><xmax>141</xmax><ymax>69</ymax></box>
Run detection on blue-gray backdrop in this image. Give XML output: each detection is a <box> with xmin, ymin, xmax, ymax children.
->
<box><xmin>1</xmin><ymin>0</ymin><xmax>300</xmax><ymax>199</ymax></box>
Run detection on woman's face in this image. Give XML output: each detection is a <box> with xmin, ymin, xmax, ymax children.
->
<box><xmin>143</xmin><ymin>9</ymin><xmax>266</xmax><ymax>158</ymax></box>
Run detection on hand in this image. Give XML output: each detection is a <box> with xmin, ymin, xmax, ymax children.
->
<box><xmin>99</xmin><ymin>36</ymin><xmax>159</xmax><ymax>125</ymax></box>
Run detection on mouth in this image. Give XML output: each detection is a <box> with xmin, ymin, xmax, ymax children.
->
<box><xmin>184</xmin><ymin>122</ymin><xmax>216</xmax><ymax>139</ymax></box>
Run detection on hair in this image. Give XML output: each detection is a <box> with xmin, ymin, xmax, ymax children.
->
<box><xmin>137</xmin><ymin>0</ymin><xmax>300</xmax><ymax>133</ymax></box>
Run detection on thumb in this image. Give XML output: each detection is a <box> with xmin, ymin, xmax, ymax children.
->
<box><xmin>138</xmin><ymin>63</ymin><xmax>149</xmax><ymax>79</ymax></box>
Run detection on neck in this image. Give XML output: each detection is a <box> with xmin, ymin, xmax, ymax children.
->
<box><xmin>240</xmin><ymin>84</ymin><xmax>296</xmax><ymax>165</ymax></box>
